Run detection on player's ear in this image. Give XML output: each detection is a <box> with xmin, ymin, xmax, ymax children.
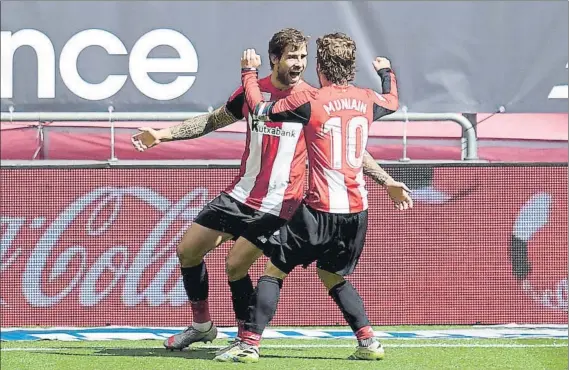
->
<box><xmin>270</xmin><ymin>54</ymin><xmax>279</xmax><ymax>67</ymax></box>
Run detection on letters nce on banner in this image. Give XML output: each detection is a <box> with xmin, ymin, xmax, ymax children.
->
<box><xmin>1</xmin><ymin>29</ymin><xmax>199</xmax><ymax>101</ymax></box>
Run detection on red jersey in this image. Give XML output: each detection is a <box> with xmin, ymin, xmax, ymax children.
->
<box><xmin>223</xmin><ymin>76</ymin><xmax>315</xmax><ymax>219</ymax></box>
<box><xmin>241</xmin><ymin>68</ymin><xmax>398</xmax><ymax>213</ymax></box>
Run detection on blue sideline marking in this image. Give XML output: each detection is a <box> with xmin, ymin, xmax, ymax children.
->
<box><xmin>1</xmin><ymin>326</ymin><xmax>567</xmax><ymax>341</ymax></box>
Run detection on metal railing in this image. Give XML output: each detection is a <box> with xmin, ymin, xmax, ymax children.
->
<box><xmin>0</xmin><ymin>110</ymin><xmax>479</xmax><ymax>161</ymax></box>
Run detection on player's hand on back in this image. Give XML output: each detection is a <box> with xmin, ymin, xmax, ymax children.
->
<box><xmin>241</xmin><ymin>49</ymin><xmax>262</xmax><ymax>69</ymax></box>
<box><xmin>384</xmin><ymin>180</ymin><xmax>413</xmax><ymax>211</ymax></box>
<box><xmin>131</xmin><ymin>127</ymin><xmax>162</xmax><ymax>152</ymax></box>
<box><xmin>372</xmin><ymin>57</ymin><xmax>391</xmax><ymax>71</ymax></box>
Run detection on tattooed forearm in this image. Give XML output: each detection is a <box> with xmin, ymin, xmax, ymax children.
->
<box><xmin>362</xmin><ymin>151</ymin><xmax>394</xmax><ymax>186</ymax></box>
<box><xmin>167</xmin><ymin>105</ymin><xmax>239</xmax><ymax>141</ymax></box>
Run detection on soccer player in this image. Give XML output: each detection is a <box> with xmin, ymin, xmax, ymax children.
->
<box><xmin>131</xmin><ymin>28</ymin><xmax>313</xmax><ymax>350</ymax></box>
<box><xmin>214</xmin><ymin>33</ymin><xmax>411</xmax><ymax>363</ymax></box>
<box><xmin>130</xmin><ymin>28</ymin><xmax>403</xmax><ymax>351</ymax></box>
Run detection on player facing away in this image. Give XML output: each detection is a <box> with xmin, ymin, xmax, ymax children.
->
<box><xmin>214</xmin><ymin>33</ymin><xmax>412</xmax><ymax>363</ymax></box>
<box><xmin>131</xmin><ymin>28</ymin><xmax>403</xmax><ymax>352</ymax></box>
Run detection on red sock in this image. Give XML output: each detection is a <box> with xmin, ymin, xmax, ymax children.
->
<box><xmin>237</xmin><ymin>320</ymin><xmax>245</xmax><ymax>339</ymax></box>
<box><xmin>355</xmin><ymin>326</ymin><xmax>374</xmax><ymax>340</ymax></box>
<box><xmin>190</xmin><ymin>300</ymin><xmax>211</xmax><ymax>323</ymax></box>
<box><xmin>241</xmin><ymin>330</ymin><xmax>261</xmax><ymax>347</ymax></box>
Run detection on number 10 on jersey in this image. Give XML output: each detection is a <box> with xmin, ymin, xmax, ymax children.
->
<box><xmin>322</xmin><ymin>116</ymin><xmax>369</xmax><ymax>170</ymax></box>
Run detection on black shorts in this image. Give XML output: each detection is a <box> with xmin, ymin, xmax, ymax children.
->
<box><xmin>193</xmin><ymin>192</ymin><xmax>287</xmax><ymax>257</ymax></box>
<box><xmin>261</xmin><ymin>203</ymin><xmax>368</xmax><ymax>276</ymax></box>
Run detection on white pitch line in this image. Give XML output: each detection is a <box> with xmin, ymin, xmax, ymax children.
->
<box><xmin>208</xmin><ymin>344</ymin><xmax>568</xmax><ymax>348</ymax></box>
<box><xmin>2</xmin><ymin>343</ymin><xmax>567</xmax><ymax>352</ymax></box>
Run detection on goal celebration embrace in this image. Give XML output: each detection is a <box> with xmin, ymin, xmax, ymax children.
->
<box><xmin>133</xmin><ymin>28</ymin><xmax>413</xmax><ymax>363</ymax></box>
<box><xmin>4</xmin><ymin>2</ymin><xmax>566</xmax><ymax>369</ymax></box>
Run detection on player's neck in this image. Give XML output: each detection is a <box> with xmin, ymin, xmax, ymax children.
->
<box><xmin>319</xmin><ymin>74</ymin><xmax>348</xmax><ymax>88</ymax></box>
<box><xmin>319</xmin><ymin>76</ymin><xmax>336</xmax><ymax>88</ymax></box>
<box><xmin>270</xmin><ymin>72</ymin><xmax>300</xmax><ymax>91</ymax></box>
<box><xmin>323</xmin><ymin>81</ymin><xmax>349</xmax><ymax>89</ymax></box>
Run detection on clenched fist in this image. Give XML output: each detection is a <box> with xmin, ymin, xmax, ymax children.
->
<box><xmin>241</xmin><ymin>48</ymin><xmax>262</xmax><ymax>69</ymax></box>
<box><xmin>372</xmin><ymin>57</ymin><xmax>391</xmax><ymax>71</ymax></box>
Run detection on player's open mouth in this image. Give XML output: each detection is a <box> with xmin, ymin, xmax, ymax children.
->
<box><xmin>289</xmin><ymin>71</ymin><xmax>301</xmax><ymax>78</ymax></box>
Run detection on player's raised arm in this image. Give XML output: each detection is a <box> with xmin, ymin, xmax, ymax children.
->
<box><xmin>370</xmin><ymin>57</ymin><xmax>399</xmax><ymax>121</ymax></box>
<box><xmin>240</xmin><ymin>48</ymin><xmax>312</xmax><ymax>125</ymax></box>
<box><xmin>131</xmin><ymin>89</ymin><xmax>244</xmax><ymax>152</ymax></box>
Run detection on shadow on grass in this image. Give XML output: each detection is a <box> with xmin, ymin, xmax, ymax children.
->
<box><xmin>35</xmin><ymin>346</ymin><xmax>215</xmax><ymax>360</ymax></box>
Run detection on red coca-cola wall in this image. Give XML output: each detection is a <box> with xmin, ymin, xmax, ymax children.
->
<box><xmin>0</xmin><ymin>165</ymin><xmax>567</xmax><ymax>327</ymax></box>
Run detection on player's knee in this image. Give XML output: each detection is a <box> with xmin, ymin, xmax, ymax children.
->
<box><xmin>176</xmin><ymin>239</ymin><xmax>204</xmax><ymax>267</ymax></box>
<box><xmin>226</xmin><ymin>238</ymin><xmax>264</xmax><ymax>280</ymax></box>
<box><xmin>317</xmin><ymin>268</ymin><xmax>345</xmax><ymax>290</ymax></box>
<box><xmin>176</xmin><ymin>247</ymin><xmax>198</xmax><ymax>267</ymax></box>
<box><xmin>225</xmin><ymin>255</ymin><xmax>250</xmax><ymax>281</ymax></box>
<box><xmin>264</xmin><ymin>261</ymin><xmax>288</xmax><ymax>280</ymax></box>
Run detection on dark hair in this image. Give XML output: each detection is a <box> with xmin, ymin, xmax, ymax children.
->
<box><xmin>316</xmin><ymin>33</ymin><xmax>357</xmax><ymax>84</ymax></box>
<box><xmin>268</xmin><ymin>28</ymin><xmax>309</xmax><ymax>69</ymax></box>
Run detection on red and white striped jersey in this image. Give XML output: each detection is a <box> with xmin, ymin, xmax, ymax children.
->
<box><xmin>241</xmin><ymin>68</ymin><xmax>399</xmax><ymax>214</ymax></box>
<box><xmin>223</xmin><ymin>76</ymin><xmax>316</xmax><ymax>219</ymax></box>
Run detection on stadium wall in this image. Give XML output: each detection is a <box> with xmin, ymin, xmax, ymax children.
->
<box><xmin>1</xmin><ymin>163</ymin><xmax>567</xmax><ymax>326</ymax></box>
<box><xmin>1</xmin><ymin>1</ymin><xmax>567</xmax><ymax>114</ymax></box>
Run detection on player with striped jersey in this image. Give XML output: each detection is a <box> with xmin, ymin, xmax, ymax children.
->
<box><xmin>131</xmin><ymin>28</ymin><xmax>312</xmax><ymax>350</ymax></box>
